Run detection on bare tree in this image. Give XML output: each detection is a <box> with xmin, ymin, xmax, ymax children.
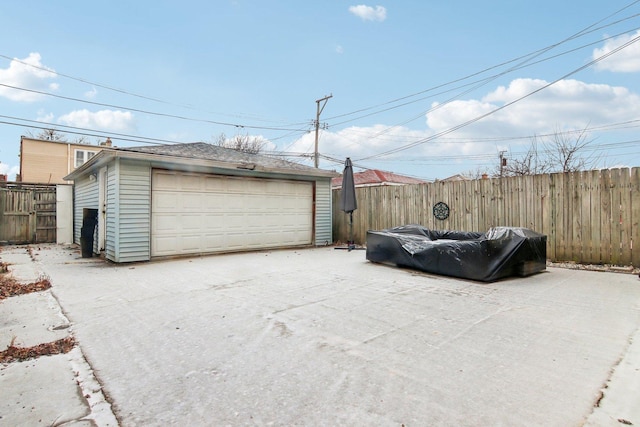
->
<box><xmin>500</xmin><ymin>139</ymin><xmax>552</xmax><ymax>176</ymax></box>
<box><xmin>28</xmin><ymin>128</ymin><xmax>67</xmax><ymax>141</ymax></box>
<box><xmin>213</xmin><ymin>132</ymin><xmax>266</xmax><ymax>154</ymax></box>
<box><xmin>73</xmin><ymin>135</ymin><xmax>92</xmax><ymax>145</ymax></box>
<box><xmin>462</xmin><ymin>166</ymin><xmax>492</xmax><ymax>179</ymax></box>
<box><xmin>27</xmin><ymin>129</ymin><xmax>98</xmax><ymax>145</ymax></box>
<box><xmin>499</xmin><ymin>126</ymin><xmax>598</xmax><ymax>176</ymax></box>
<box><xmin>543</xmin><ymin>126</ymin><xmax>598</xmax><ymax>173</ymax></box>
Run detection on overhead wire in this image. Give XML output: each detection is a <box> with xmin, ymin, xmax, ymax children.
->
<box><xmin>329</xmin><ymin>24</ymin><xmax>640</xmax><ymax>135</ymax></box>
<box><xmin>1</xmin><ymin>1</ymin><xmax>639</xmax><ymax>167</ymax></box>
<box><xmin>326</xmin><ymin>2</ymin><xmax>640</xmax><ymax>126</ymax></box>
<box><xmin>355</xmin><ymin>31</ymin><xmax>640</xmax><ymax>162</ymax></box>
<box><xmin>0</xmin><ymin>53</ymin><xmax>311</xmax><ymax>128</ymax></box>
<box><xmin>3</xmin><ymin>5</ymin><xmax>636</xmax><ymax>154</ymax></box>
<box><xmin>324</xmin><ymin>3</ymin><xmax>640</xmax><ymax>155</ymax></box>
<box><xmin>0</xmin><ymin>83</ymin><xmax>310</xmax><ymax>133</ymax></box>
<box><xmin>0</xmin><ymin>115</ymin><xmax>185</xmax><ymax>145</ymax></box>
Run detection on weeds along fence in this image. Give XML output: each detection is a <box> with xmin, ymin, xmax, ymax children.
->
<box><xmin>332</xmin><ymin>168</ymin><xmax>640</xmax><ymax>266</ymax></box>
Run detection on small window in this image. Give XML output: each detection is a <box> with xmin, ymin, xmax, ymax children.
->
<box><xmin>75</xmin><ymin>149</ymin><xmax>98</xmax><ymax>168</ymax></box>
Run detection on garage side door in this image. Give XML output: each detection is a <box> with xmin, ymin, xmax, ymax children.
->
<box><xmin>151</xmin><ymin>170</ymin><xmax>313</xmax><ymax>257</ymax></box>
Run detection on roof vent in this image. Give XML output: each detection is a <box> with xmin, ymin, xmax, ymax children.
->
<box><xmin>237</xmin><ymin>163</ymin><xmax>256</xmax><ymax>170</ymax></box>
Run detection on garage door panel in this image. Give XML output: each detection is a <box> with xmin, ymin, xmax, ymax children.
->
<box><xmin>153</xmin><ymin>172</ymin><xmax>178</xmax><ymax>190</ymax></box>
<box><xmin>176</xmin><ymin>235</ymin><xmax>199</xmax><ymax>250</ymax></box>
<box><xmin>180</xmin><ymin>174</ymin><xmax>203</xmax><ymax>191</ymax></box>
<box><xmin>154</xmin><ymin>193</ymin><xmax>180</xmax><ymax>210</ymax></box>
<box><xmin>203</xmin><ymin>195</ymin><xmax>222</xmax><ymax>210</ymax></box>
<box><xmin>181</xmin><ymin>194</ymin><xmax>204</xmax><ymax>210</ymax></box>
<box><xmin>203</xmin><ymin>177</ymin><xmax>226</xmax><ymax>192</ymax></box>
<box><xmin>153</xmin><ymin>214</ymin><xmax>179</xmax><ymax>231</ymax></box>
<box><xmin>151</xmin><ymin>171</ymin><xmax>313</xmax><ymax>257</ymax></box>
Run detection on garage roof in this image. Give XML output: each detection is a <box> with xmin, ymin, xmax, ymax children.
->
<box><xmin>65</xmin><ymin>142</ymin><xmax>339</xmax><ymax>180</ymax></box>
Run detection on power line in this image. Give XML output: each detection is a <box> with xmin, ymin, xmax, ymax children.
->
<box><xmin>0</xmin><ymin>114</ymin><xmax>318</xmax><ymax>158</ymax></box>
<box><xmin>325</xmin><ymin>3</ymin><xmax>640</xmax><ymax>126</ymax></box>
<box><xmin>356</xmin><ymin>32</ymin><xmax>640</xmax><ymax>162</ymax></box>
<box><xmin>329</xmin><ymin>25</ymin><xmax>640</xmax><ymax>137</ymax></box>
<box><xmin>319</xmin><ymin>22</ymin><xmax>640</xmax><ymax>153</ymax></box>
<box><xmin>0</xmin><ymin>53</ymin><xmax>311</xmax><ymax>128</ymax></box>
<box><xmin>0</xmin><ymin>83</ymin><xmax>310</xmax><ymax>133</ymax></box>
<box><xmin>340</xmin><ymin>118</ymin><xmax>640</xmax><ymax>145</ymax></box>
<box><xmin>0</xmin><ymin>115</ymin><xmax>182</xmax><ymax>145</ymax></box>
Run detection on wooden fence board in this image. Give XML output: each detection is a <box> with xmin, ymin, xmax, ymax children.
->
<box><xmin>631</xmin><ymin>168</ymin><xmax>640</xmax><ymax>266</ymax></box>
<box><xmin>600</xmin><ymin>170</ymin><xmax>613</xmax><ymax>264</ymax></box>
<box><xmin>610</xmin><ymin>169</ymin><xmax>623</xmax><ymax>265</ymax></box>
<box><xmin>588</xmin><ymin>170</ymin><xmax>601</xmax><ymax>263</ymax></box>
<box><xmin>571</xmin><ymin>172</ymin><xmax>582</xmax><ymax>262</ymax></box>
<box><xmin>629</xmin><ymin>168</ymin><xmax>640</xmax><ymax>267</ymax></box>
<box><xmin>544</xmin><ymin>173</ymin><xmax>552</xmax><ymax>252</ymax></box>
<box><xmin>619</xmin><ymin>169</ymin><xmax>632</xmax><ymax>266</ymax></box>
<box><xmin>555</xmin><ymin>173</ymin><xmax>567</xmax><ymax>261</ymax></box>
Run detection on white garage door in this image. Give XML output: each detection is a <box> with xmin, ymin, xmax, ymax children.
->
<box><xmin>151</xmin><ymin>170</ymin><xmax>313</xmax><ymax>257</ymax></box>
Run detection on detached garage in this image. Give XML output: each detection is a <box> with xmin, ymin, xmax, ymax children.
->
<box><xmin>64</xmin><ymin>142</ymin><xmax>338</xmax><ymax>263</ymax></box>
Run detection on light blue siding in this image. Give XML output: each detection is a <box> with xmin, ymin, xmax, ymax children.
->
<box><xmin>314</xmin><ymin>178</ymin><xmax>332</xmax><ymax>246</ymax></box>
<box><xmin>105</xmin><ymin>159</ymin><xmax>151</xmax><ymax>263</ymax></box>
<box><xmin>105</xmin><ymin>164</ymin><xmax>117</xmax><ymax>260</ymax></box>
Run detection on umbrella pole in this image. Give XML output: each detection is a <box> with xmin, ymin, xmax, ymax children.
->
<box><xmin>349</xmin><ymin>211</ymin><xmax>354</xmax><ymax>251</ymax></box>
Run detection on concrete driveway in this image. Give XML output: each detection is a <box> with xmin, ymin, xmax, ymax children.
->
<box><xmin>5</xmin><ymin>245</ymin><xmax>640</xmax><ymax>426</ymax></box>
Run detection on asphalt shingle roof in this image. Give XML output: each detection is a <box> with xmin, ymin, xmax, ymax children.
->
<box><xmin>121</xmin><ymin>142</ymin><xmax>325</xmax><ymax>173</ymax></box>
<box><xmin>332</xmin><ymin>169</ymin><xmax>427</xmax><ymax>188</ymax></box>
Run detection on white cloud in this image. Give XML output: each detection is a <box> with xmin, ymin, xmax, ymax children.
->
<box><xmin>0</xmin><ymin>162</ymin><xmax>20</xmax><ymax>180</ymax></box>
<box><xmin>284</xmin><ymin>77</ymin><xmax>640</xmax><ymax>174</ymax></box>
<box><xmin>287</xmin><ymin>124</ymin><xmax>434</xmax><ymax>163</ymax></box>
<box><xmin>593</xmin><ymin>30</ymin><xmax>640</xmax><ymax>72</ymax></box>
<box><xmin>426</xmin><ymin>78</ymin><xmax>640</xmax><ymax>137</ymax></box>
<box><xmin>167</xmin><ymin>130</ymin><xmax>192</xmax><ymax>141</ymax></box>
<box><xmin>84</xmin><ymin>87</ymin><xmax>98</xmax><ymax>99</ymax></box>
<box><xmin>0</xmin><ymin>52</ymin><xmax>58</xmax><ymax>102</ymax></box>
<box><xmin>36</xmin><ymin>110</ymin><xmax>55</xmax><ymax>123</ymax></box>
<box><xmin>349</xmin><ymin>5</ymin><xmax>387</xmax><ymax>22</ymax></box>
<box><xmin>57</xmin><ymin>109</ymin><xmax>136</xmax><ymax>132</ymax></box>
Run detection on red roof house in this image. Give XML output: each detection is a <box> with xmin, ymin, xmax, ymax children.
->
<box><xmin>332</xmin><ymin>169</ymin><xmax>427</xmax><ymax>189</ymax></box>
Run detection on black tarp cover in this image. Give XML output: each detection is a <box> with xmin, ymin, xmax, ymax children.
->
<box><xmin>366</xmin><ymin>225</ymin><xmax>547</xmax><ymax>282</ymax></box>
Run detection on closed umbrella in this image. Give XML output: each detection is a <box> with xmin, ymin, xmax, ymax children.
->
<box><xmin>337</xmin><ymin>157</ymin><xmax>360</xmax><ymax>251</ymax></box>
<box><xmin>339</xmin><ymin>157</ymin><xmax>357</xmax><ymax>213</ymax></box>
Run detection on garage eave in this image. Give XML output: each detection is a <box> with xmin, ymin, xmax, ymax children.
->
<box><xmin>64</xmin><ymin>149</ymin><xmax>339</xmax><ymax>181</ymax></box>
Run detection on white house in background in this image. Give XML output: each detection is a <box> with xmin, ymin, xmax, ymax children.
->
<box><xmin>64</xmin><ymin>142</ymin><xmax>338</xmax><ymax>263</ymax></box>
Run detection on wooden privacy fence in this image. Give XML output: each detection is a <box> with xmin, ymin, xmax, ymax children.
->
<box><xmin>332</xmin><ymin>168</ymin><xmax>640</xmax><ymax>266</ymax></box>
<box><xmin>0</xmin><ymin>184</ymin><xmax>57</xmax><ymax>244</ymax></box>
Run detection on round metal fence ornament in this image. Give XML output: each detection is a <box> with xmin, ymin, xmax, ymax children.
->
<box><xmin>433</xmin><ymin>202</ymin><xmax>450</xmax><ymax>220</ymax></box>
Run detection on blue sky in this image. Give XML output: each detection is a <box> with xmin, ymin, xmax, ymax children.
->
<box><xmin>1</xmin><ymin>1</ymin><xmax>640</xmax><ymax>181</ymax></box>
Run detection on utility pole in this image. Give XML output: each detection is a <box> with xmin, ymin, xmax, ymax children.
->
<box><xmin>314</xmin><ymin>94</ymin><xmax>332</xmax><ymax>168</ymax></box>
<box><xmin>499</xmin><ymin>150</ymin><xmax>507</xmax><ymax>177</ymax></box>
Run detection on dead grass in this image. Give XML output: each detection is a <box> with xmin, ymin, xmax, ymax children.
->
<box><xmin>1</xmin><ymin>257</ymin><xmax>52</xmax><ymax>300</ymax></box>
<box><xmin>0</xmin><ymin>274</ymin><xmax>51</xmax><ymax>300</ymax></box>
<box><xmin>0</xmin><ymin>249</ymin><xmax>75</xmax><ymax>364</ymax></box>
<box><xmin>0</xmin><ymin>336</ymin><xmax>76</xmax><ymax>363</ymax></box>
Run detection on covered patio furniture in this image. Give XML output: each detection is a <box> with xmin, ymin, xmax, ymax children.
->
<box><xmin>366</xmin><ymin>225</ymin><xmax>547</xmax><ymax>282</ymax></box>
